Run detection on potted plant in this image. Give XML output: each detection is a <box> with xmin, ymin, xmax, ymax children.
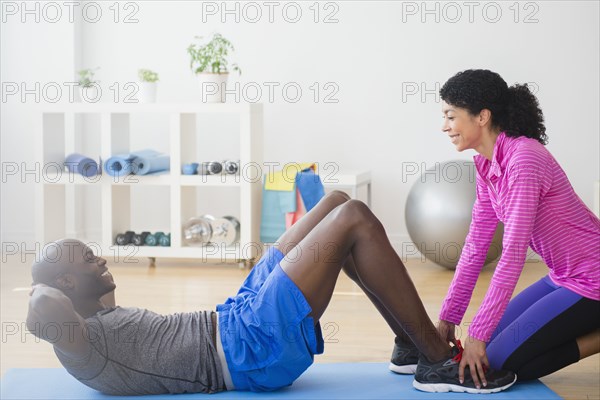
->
<box><xmin>187</xmin><ymin>33</ymin><xmax>240</xmax><ymax>103</ymax></box>
<box><xmin>77</xmin><ymin>68</ymin><xmax>100</xmax><ymax>102</ymax></box>
<box><xmin>138</xmin><ymin>69</ymin><xmax>159</xmax><ymax>103</ymax></box>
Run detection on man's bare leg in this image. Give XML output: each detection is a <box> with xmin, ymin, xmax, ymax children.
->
<box><xmin>275</xmin><ymin>190</ymin><xmax>415</xmax><ymax>345</ymax></box>
<box><xmin>280</xmin><ymin>199</ymin><xmax>450</xmax><ymax>363</ymax></box>
<box><xmin>343</xmin><ymin>255</ymin><xmax>415</xmax><ymax>344</ymax></box>
<box><xmin>273</xmin><ymin>190</ymin><xmax>351</xmax><ymax>256</ymax></box>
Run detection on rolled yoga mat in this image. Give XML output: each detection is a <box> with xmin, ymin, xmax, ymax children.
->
<box><xmin>64</xmin><ymin>153</ymin><xmax>99</xmax><ymax>177</ymax></box>
<box><xmin>104</xmin><ymin>149</ymin><xmax>165</xmax><ymax>177</ymax></box>
<box><xmin>132</xmin><ymin>153</ymin><xmax>170</xmax><ymax>175</ymax></box>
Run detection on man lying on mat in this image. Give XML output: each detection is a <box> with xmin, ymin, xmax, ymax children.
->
<box><xmin>27</xmin><ymin>192</ymin><xmax>516</xmax><ymax>395</ymax></box>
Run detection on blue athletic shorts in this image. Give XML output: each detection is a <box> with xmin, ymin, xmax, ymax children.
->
<box><xmin>216</xmin><ymin>247</ymin><xmax>325</xmax><ymax>392</ymax></box>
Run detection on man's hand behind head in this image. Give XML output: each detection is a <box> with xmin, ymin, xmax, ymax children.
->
<box><xmin>29</xmin><ymin>283</ymin><xmax>50</xmax><ymax>297</ymax></box>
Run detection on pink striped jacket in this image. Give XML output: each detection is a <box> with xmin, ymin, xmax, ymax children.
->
<box><xmin>439</xmin><ymin>132</ymin><xmax>600</xmax><ymax>342</ymax></box>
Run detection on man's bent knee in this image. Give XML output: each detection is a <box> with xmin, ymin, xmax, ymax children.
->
<box><xmin>325</xmin><ymin>190</ymin><xmax>351</xmax><ymax>202</ymax></box>
<box><xmin>336</xmin><ymin>200</ymin><xmax>377</xmax><ymax>228</ymax></box>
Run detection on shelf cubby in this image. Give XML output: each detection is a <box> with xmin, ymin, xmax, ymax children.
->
<box><xmin>37</xmin><ymin>103</ymin><xmax>264</xmax><ymax>267</ymax></box>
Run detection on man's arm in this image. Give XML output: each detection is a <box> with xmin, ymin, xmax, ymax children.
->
<box><xmin>26</xmin><ymin>284</ymin><xmax>91</xmax><ymax>359</ymax></box>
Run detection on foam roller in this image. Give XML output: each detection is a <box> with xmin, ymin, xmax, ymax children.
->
<box><xmin>131</xmin><ymin>154</ymin><xmax>170</xmax><ymax>175</ymax></box>
<box><xmin>104</xmin><ymin>149</ymin><xmax>161</xmax><ymax>177</ymax></box>
<box><xmin>64</xmin><ymin>153</ymin><xmax>100</xmax><ymax>177</ymax></box>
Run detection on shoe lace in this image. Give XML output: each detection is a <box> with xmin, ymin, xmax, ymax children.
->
<box><xmin>451</xmin><ymin>340</ymin><xmax>464</xmax><ymax>363</ymax></box>
<box><xmin>451</xmin><ymin>340</ymin><xmax>490</xmax><ymax>374</ymax></box>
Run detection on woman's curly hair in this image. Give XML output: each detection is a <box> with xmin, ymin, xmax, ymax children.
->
<box><xmin>439</xmin><ymin>69</ymin><xmax>547</xmax><ymax>145</ymax></box>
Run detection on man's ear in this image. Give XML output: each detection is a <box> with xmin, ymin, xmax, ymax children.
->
<box><xmin>55</xmin><ymin>273</ymin><xmax>75</xmax><ymax>291</ymax></box>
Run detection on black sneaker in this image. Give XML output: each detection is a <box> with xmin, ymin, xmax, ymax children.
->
<box><xmin>389</xmin><ymin>336</ymin><xmax>419</xmax><ymax>374</ymax></box>
<box><xmin>413</xmin><ymin>341</ymin><xmax>517</xmax><ymax>394</ymax></box>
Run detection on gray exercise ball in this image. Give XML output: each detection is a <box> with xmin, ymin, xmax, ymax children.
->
<box><xmin>405</xmin><ymin>160</ymin><xmax>503</xmax><ymax>269</ymax></box>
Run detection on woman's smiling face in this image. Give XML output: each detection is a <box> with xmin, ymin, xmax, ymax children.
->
<box><xmin>441</xmin><ymin>101</ymin><xmax>485</xmax><ymax>153</ymax></box>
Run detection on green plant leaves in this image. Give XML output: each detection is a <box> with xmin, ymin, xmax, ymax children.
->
<box><xmin>187</xmin><ymin>33</ymin><xmax>240</xmax><ymax>75</ymax></box>
<box><xmin>76</xmin><ymin>67</ymin><xmax>99</xmax><ymax>87</ymax></box>
<box><xmin>138</xmin><ymin>69</ymin><xmax>159</xmax><ymax>82</ymax></box>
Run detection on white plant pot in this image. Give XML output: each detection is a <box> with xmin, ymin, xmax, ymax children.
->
<box><xmin>138</xmin><ymin>82</ymin><xmax>158</xmax><ymax>103</ymax></box>
<box><xmin>197</xmin><ymin>73</ymin><xmax>229</xmax><ymax>103</ymax></box>
<box><xmin>78</xmin><ymin>84</ymin><xmax>101</xmax><ymax>103</ymax></box>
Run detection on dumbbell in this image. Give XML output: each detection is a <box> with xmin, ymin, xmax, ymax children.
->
<box><xmin>145</xmin><ymin>231</ymin><xmax>165</xmax><ymax>246</ymax></box>
<box><xmin>197</xmin><ymin>161</ymin><xmax>222</xmax><ymax>175</ymax></box>
<box><xmin>115</xmin><ymin>231</ymin><xmax>135</xmax><ymax>245</ymax></box>
<box><xmin>132</xmin><ymin>231</ymin><xmax>150</xmax><ymax>246</ymax></box>
<box><xmin>211</xmin><ymin>216</ymin><xmax>240</xmax><ymax>246</ymax></box>
<box><xmin>183</xmin><ymin>215</ymin><xmax>240</xmax><ymax>247</ymax></box>
<box><xmin>183</xmin><ymin>215</ymin><xmax>215</xmax><ymax>246</ymax></box>
<box><xmin>159</xmin><ymin>233</ymin><xmax>171</xmax><ymax>247</ymax></box>
<box><xmin>222</xmin><ymin>160</ymin><xmax>240</xmax><ymax>175</ymax></box>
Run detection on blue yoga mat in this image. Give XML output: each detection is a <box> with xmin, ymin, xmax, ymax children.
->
<box><xmin>0</xmin><ymin>363</ymin><xmax>561</xmax><ymax>399</ymax></box>
<box><xmin>64</xmin><ymin>153</ymin><xmax>99</xmax><ymax>177</ymax></box>
<box><xmin>104</xmin><ymin>149</ymin><xmax>168</xmax><ymax>177</ymax></box>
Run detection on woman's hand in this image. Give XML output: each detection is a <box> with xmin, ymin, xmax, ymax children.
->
<box><xmin>437</xmin><ymin>319</ymin><xmax>457</xmax><ymax>345</ymax></box>
<box><xmin>460</xmin><ymin>336</ymin><xmax>489</xmax><ymax>389</ymax></box>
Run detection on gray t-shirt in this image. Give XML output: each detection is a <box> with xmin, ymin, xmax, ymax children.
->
<box><xmin>54</xmin><ymin>306</ymin><xmax>225</xmax><ymax>395</ymax></box>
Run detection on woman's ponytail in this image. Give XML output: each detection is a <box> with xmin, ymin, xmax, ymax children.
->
<box><xmin>502</xmin><ymin>84</ymin><xmax>547</xmax><ymax>145</ymax></box>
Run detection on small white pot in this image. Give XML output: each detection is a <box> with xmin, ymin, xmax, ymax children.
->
<box><xmin>138</xmin><ymin>82</ymin><xmax>158</xmax><ymax>103</ymax></box>
<box><xmin>197</xmin><ymin>73</ymin><xmax>229</xmax><ymax>103</ymax></box>
<box><xmin>78</xmin><ymin>84</ymin><xmax>101</xmax><ymax>103</ymax></box>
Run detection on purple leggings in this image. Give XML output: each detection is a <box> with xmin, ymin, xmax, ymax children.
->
<box><xmin>486</xmin><ymin>275</ymin><xmax>599</xmax><ymax>380</ymax></box>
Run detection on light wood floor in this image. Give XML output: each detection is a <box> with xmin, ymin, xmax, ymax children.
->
<box><xmin>1</xmin><ymin>255</ymin><xmax>598</xmax><ymax>399</ymax></box>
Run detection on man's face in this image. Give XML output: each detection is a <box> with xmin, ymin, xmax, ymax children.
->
<box><xmin>57</xmin><ymin>241</ymin><xmax>116</xmax><ymax>297</ymax></box>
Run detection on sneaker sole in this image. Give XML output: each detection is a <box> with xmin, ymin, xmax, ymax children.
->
<box><xmin>412</xmin><ymin>375</ymin><xmax>517</xmax><ymax>394</ymax></box>
<box><xmin>388</xmin><ymin>362</ymin><xmax>417</xmax><ymax>374</ymax></box>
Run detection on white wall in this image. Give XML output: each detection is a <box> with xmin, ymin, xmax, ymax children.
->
<box><xmin>2</xmin><ymin>1</ymin><xmax>599</xmax><ymax>251</ymax></box>
<box><xmin>1</xmin><ymin>6</ymin><xmax>75</xmax><ymax>244</ymax></box>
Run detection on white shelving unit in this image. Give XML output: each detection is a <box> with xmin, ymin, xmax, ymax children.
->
<box><xmin>36</xmin><ymin>103</ymin><xmax>264</xmax><ymax>267</ymax></box>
